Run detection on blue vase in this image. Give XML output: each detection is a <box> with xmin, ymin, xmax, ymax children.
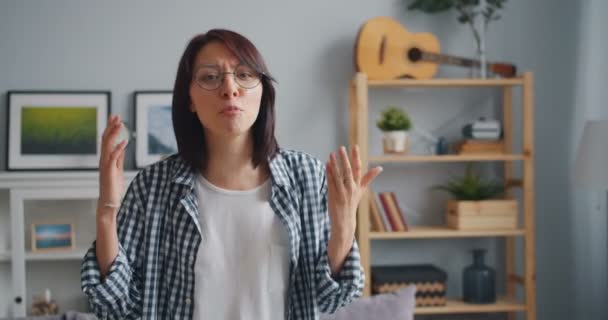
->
<box><xmin>463</xmin><ymin>249</ymin><xmax>496</xmax><ymax>304</ymax></box>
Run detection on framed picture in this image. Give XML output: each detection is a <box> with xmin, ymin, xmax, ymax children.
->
<box><xmin>7</xmin><ymin>91</ymin><xmax>110</xmax><ymax>170</ymax></box>
<box><xmin>31</xmin><ymin>222</ymin><xmax>75</xmax><ymax>252</ymax></box>
<box><xmin>134</xmin><ymin>91</ymin><xmax>177</xmax><ymax>168</ymax></box>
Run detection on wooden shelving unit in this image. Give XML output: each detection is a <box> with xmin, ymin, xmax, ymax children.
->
<box><xmin>349</xmin><ymin>72</ymin><xmax>536</xmax><ymax>319</ymax></box>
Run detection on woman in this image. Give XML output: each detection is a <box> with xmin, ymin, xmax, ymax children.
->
<box><xmin>81</xmin><ymin>29</ymin><xmax>382</xmax><ymax>320</ymax></box>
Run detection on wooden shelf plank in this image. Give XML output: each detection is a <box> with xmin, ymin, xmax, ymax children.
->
<box><xmin>367</xmin><ymin>77</ymin><xmax>524</xmax><ymax>88</ymax></box>
<box><xmin>369</xmin><ymin>154</ymin><xmax>524</xmax><ymax>163</ymax></box>
<box><xmin>370</xmin><ymin>226</ymin><xmax>525</xmax><ymax>239</ymax></box>
<box><xmin>25</xmin><ymin>249</ymin><xmax>87</xmax><ymax>261</ymax></box>
<box><xmin>415</xmin><ymin>296</ymin><xmax>526</xmax><ymax>314</ymax></box>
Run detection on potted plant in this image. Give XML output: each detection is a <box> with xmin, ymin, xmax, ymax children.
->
<box><xmin>432</xmin><ymin>163</ymin><xmax>517</xmax><ymax>229</ymax></box>
<box><xmin>377</xmin><ymin>106</ymin><xmax>412</xmax><ymax>154</ymax></box>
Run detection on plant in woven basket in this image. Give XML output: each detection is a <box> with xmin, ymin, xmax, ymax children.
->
<box><xmin>432</xmin><ymin>163</ymin><xmax>505</xmax><ymax>200</ymax></box>
<box><xmin>377</xmin><ymin>106</ymin><xmax>412</xmax><ymax>154</ymax></box>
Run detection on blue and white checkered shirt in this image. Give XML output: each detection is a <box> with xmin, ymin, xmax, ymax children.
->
<box><xmin>81</xmin><ymin>148</ymin><xmax>364</xmax><ymax>319</ymax></box>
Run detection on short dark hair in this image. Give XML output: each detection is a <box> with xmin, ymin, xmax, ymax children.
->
<box><xmin>172</xmin><ymin>29</ymin><xmax>279</xmax><ymax>171</ymax></box>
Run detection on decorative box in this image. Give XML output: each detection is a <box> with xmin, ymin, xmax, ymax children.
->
<box><xmin>447</xmin><ymin>199</ymin><xmax>518</xmax><ymax>230</ymax></box>
<box><xmin>372</xmin><ymin>264</ymin><xmax>448</xmax><ymax>307</ymax></box>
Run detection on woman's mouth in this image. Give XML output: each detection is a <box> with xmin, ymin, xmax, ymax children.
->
<box><xmin>220</xmin><ymin>106</ymin><xmax>242</xmax><ymax>116</ymax></box>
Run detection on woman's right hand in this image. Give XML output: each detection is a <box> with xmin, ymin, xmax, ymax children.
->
<box><xmin>98</xmin><ymin>114</ymin><xmax>128</xmax><ymax>216</ymax></box>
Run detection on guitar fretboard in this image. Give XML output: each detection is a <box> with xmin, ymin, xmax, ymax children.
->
<box><xmin>421</xmin><ymin>52</ymin><xmax>482</xmax><ymax>68</ymax></box>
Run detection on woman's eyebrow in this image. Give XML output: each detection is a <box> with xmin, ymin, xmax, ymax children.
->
<box><xmin>197</xmin><ymin>62</ymin><xmax>240</xmax><ymax>69</ymax></box>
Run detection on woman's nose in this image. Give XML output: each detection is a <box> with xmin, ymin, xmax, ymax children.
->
<box><xmin>220</xmin><ymin>74</ymin><xmax>240</xmax><ymax>98</ymax></box>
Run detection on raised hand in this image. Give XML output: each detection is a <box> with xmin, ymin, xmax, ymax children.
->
<box><xmin>98</xmin><ymin>114</ymin><xmax>128</xmax><ymax>215</ymax></box>
<box><xmin>325</xmin><ymin>145</ymin><xmax>382</xmax><ymax>273</ymax></box>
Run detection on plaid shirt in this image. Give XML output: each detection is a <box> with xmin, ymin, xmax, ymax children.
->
<box><xmin>81</xmin><ymin>149</ymin><xmax>364</xmax><ymax>320</ymax></box>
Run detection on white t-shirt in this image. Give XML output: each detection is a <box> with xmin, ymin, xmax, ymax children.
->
<box><xmin>192</xmin><ymin>174</ymin><xmax>290</xmax><ymax>320</ymax></box>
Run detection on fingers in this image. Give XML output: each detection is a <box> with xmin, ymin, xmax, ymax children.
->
<box><xmin>329</xmin><ymin>145</ymin><xmax>382</xmax><ymax>196</ymax></box>
<box><xmin>102</xmin><ymin>115</ymin><xmax>123</xmax><ymax>162</ymax></box>
<box><xmin>338</xmin><ymin>146</ymin><xmax>353</xmax><ymax>188</ymax></box>
<box><xmin>361</xmin><ymin>166</ymin><xmax>383</xmax><ymax>189</ymax></box>
<box><xmin>109</xmin><ymin>140</ymin><xmax>128</xmax><ymax>166</ymax></box>
<box><xmin>117</xmin><ymin>146</ymin><xmax>126</xmax><ymax>171</ymax></box>
<box><xmin>351</xmin><ymin>145</ymin><xmax>362</xmax><ymax>184</ymax></box>
<box><xmin>326</xmin><ymin>162</ymin><xmax>337</xmax><ymax>196</ymax></box>
<box><xmin>329</xmin><ymin>152</ymin><xmax>346</xmax><ymax>196</ymax></box>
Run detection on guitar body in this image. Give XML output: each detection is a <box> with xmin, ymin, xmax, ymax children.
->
<box><xmin>355</xmin><ymin>16</ymin><xmax>440</xmax><ymax>80</ymax></box>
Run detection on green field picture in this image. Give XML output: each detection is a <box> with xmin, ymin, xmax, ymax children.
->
<box><xmin>21</xmin><ymin>106</ymin><xmax>98</xmax><ymax>154</ymax></box>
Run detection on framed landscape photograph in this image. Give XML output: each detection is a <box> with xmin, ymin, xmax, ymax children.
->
<box><xmin>134</xmin><ymin>91</ymin><xmax>177</xmax><ymax>168</ymax></box>
<box><xmin>7</xmin><ymin>91</ymin><xmax>110</xmax><ymax>170</ymax></box>
<box><xmin>31</xmin><ymin>222</ymin><xmax>75</xmax><ymax>252</ymax></box>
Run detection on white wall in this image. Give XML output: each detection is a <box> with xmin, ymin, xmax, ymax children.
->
<box><xmin>0</xmin><ymin>0</ymin><xmax>596</xmax><ymax>319</ymax></box>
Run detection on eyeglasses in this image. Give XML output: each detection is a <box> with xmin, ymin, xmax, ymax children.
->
<box><xmin>193</xmin><ymin>64</ymin><xmax>263</xmax><ymax>90</ymax></box>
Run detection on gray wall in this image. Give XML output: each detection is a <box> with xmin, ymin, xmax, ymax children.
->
<box><xmin>0</xmin><ymin>0</ymin><xmax>597</xmax><ymax>319</ymax></box>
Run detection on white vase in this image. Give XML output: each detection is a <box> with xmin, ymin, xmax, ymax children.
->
<box><xmin>382</xmin><ymin>131</ymin><xmax>409</xmax><ymax>154</ymax></box>
<box><xmin>471</xmin><ymin>0</ymin><xmax>488</xmax><ymax>78</ymax></box>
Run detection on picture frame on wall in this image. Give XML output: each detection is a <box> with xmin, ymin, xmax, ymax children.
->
<box><xmin>134</xmin><ymin>91</ymin><xmax>177</xmax><ymax>168</ymax></box>
<box><xmin>31</xmin><ymin>222</ymin><xmax>75</xmax><ymax>252</ymax></box>
<box><xmin>6</xmin><ymin>91</ymin><xmax>110</xmax><ymax>171</ymax></box>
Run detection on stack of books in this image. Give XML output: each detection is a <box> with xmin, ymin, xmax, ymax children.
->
<box><xmin>369</xmin><ymin>191</ymin><xmax>409</xmax><ymax>232</ymax></box>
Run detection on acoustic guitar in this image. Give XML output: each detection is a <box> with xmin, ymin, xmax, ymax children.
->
<box><xmin>355</xmin><ymin>16</ymin><xmax>517</xmax><ymax>80</ymax></box>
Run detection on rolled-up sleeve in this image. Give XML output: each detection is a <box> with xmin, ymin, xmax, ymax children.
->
<box><xmin>313</xmin><ymin>161</ymin><xmax>365</xmax><ymax>313</ymax></box>
<box><xmin>81</xmin><ymin>172</ymin><xmax>147</xmax><ymax>320</ymax></box>
<box><xmin>315</xmin><ymin>238</ymin><xmax>365</xmax><ymax>313</ymax></box>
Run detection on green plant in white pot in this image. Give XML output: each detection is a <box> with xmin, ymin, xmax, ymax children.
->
<box><xmin>377</xmin><ymin>106</ymin><xmax>412</xmax><ymax>154</ymax></box>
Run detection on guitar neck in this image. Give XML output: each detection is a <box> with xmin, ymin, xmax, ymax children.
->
<box><xmin>421</xmin><ymin>51</ymin><xmax>482</xmax><ymax>68</ymax></box>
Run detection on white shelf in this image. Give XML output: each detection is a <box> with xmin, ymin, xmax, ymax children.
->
<box><xmin>25</xmin><ymin>249</ymin><xmax>88</xmax><ymax>261</ymax></box>
<box><xmin>0</xmin><ymin>170</ymin><xmax>139</xmax><ymax>188</ymax></box>
<box><xmin>0</xmin><ymin>170</ymin><xmax>141</xmax><ymax>317</ymax></box>
<box><xmin>0</xmin><ymin>249</ymin><xmax>90</xmax><ymax>261</ymax></box>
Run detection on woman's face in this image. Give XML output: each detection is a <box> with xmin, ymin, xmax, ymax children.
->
<box><xmin>189</xmin><ymin>41</ymin><xmax>263</xmax><ymax>140</ymax></box>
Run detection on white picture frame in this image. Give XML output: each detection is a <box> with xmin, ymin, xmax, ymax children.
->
<box><xmin>7</xmin><ymin>91</ymin><xmax>110</xmax><ymax>171</ymax></box>
<box><xmin>134</xmin><ymin>91</ymin><xmax>177</xmax><ymax>168</ymax></box>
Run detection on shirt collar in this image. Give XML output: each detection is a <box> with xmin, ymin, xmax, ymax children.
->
<box><xmin>170</xmin><ymin>148</ymin><xmax>292</xmax><ymax>189</ymax></box>
<box><xmin>267</xmin><ymin>149</ymin><xmax>292</xmax><ymax>188</ymax></box>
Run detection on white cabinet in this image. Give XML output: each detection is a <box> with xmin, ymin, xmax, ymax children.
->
<box><xmin>0</xmin><ymin>171</ymin><xmax>137</xmax><ymax>318</ymax></box>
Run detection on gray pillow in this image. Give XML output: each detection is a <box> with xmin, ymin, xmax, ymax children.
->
<box><xmin>319</xmin><ymin>285</ymin><xmax>416</xmax><ymax>320</ymax></box>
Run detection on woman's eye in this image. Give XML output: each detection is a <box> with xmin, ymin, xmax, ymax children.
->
<box><xmin>201</xmin><ymin>74</ymin><xmax>219</xmax><ymax>81</ymax></box>
<box><xmin>238</xmin><ymin>72</ymin><xmax>252</xmax><ymax>79</ymax></box>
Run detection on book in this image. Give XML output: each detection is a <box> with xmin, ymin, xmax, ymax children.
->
<box><xmin>389</xmin><ymin>192</ymin><xmax>409</xmax><ymax>231</ymax></box>
<box><xmin>380</xmin><ymin>192</ymin><xmax>406</xmax><ymax>232</ymax></box>
<box><xmin>373</xmin><ymin>191</ymin><xmax>393</xmax><ymax>231</ymax></box>
<box><xmin>369</xmin><ymin>191</ymin><xmax>385</xmax><ymax>232</ymax></box>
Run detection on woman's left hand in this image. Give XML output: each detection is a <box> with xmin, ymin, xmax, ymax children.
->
<box><xmin>326</xmin><ymin>145</ymin><xmax>382</xmax><ymax>273</ymax></box>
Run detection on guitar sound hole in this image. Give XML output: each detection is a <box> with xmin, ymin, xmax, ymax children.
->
<box><xmin>408</xmin><ymin>48</ymin><xmax>422</xmax><ymax>62</ymax></box>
